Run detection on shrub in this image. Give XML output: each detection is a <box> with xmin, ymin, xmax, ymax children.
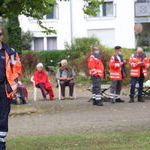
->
<box><xmin>21</xmin><ymin>52</ymin><xmax>39</xmax><ymax>79</ymax></box>
<box><xmin>34</xmin><ymin>50</ymin><xmax>68</xmax><ymax>67</ymax></box>
<box><xmin>21</xmin><ymin>31</ymin><xmax>33</xmax><ymax>50</ymax></box>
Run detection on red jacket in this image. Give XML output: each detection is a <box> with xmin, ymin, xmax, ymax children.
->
<box><xmin>33</xmin><ymin>71</ymin><xmax>52</xmax><ymax>88</ymax></box>
<box><xmin>87</xmin><ymin>55</ymin><xmax>104</xmax><ymax>78</ymax></box>
<box><xmin>109</xmin><ymin>54</ymin><xmax>123</xmax><ymax>80</ymax></box>
<box><xmin>129</xmin><ymin>53</ymin><xmax>150</xmax><ymax>77</ymax></box>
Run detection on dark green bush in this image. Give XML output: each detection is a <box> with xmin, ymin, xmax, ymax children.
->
<box><xmin>65</xmin><ymin>37</ymin><xmax>100</xmax><ymax>59</ymax></box>
<box><xmin>22</xmin><ymin>50</ymin><xmax>68</xmax><ymax>67</ymax></box>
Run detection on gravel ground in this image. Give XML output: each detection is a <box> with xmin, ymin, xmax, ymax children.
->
<box><xmin>9</xmin><ymin>86</ymin><xmax>150</xmax><ymax>137</ymax></box>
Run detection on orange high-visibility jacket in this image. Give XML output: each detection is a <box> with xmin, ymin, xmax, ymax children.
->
<box><xmin>109</xmin><ymin>54</ymin><xmax>123</xmax><ymax>80</ymax></box>
<box><xmin>3</xmin><ymin>43</ymin><xmax>22</xmax><ymax>99</ymax></box>
<box><xmin>129</xmin><ymin>53</ymin><xmax>149</xmax><ymax>77</ymax></box>
<box><xmin>87</xmin><ymin>55</ymin><xmax>104</xmax><ymax>78</ymax></box>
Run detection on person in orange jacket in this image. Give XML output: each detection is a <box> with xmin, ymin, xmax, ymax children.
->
<box><xmin>129</xmin><ymin>47</ymin><xmax>150</xmax><ymax>103</ymax></box>
<box><xmin>87</xmin><ymin>46</ymin><xmax>104</xmax><ymax>106</ymax></box>
<box><xmin>33</xmin><ymin>63</ymin><xmax>54</xmax><ymax>101</ymax></box>
<box><xmin>0</xmin><ymin>26</ymin><xmax>22</xmax><ymax>150</ymax></box>
<box><xmin>109</xmin><ymin>46</ymin><xmax>127</xmax><ymax>103</ymax></box>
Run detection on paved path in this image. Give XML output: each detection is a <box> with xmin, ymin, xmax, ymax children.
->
<box><xmin>9</xmin><ymin>87</ymin><xmax>150</xmax><ymax>137</ymax></box>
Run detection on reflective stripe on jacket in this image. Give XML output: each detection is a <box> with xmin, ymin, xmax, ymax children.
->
<box><xmin>129</xmin><ymin>53</ymin><xmax>149</xmax><ymax>77</ymax></box>
<box><xmin>87</xmin><ymin>55</ymin><xmax>104</xmax><ymax>78</ymax></box>
<box><xmin>109</xmin><ymin>55</ymin><xmax>122</xmax><ymax>80</ymax></box>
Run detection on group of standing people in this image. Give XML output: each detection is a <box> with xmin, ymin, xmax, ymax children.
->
<box><xmin>0</xmin><ymin>22</ymin><xmax>149</xmax><ymax>150</ymax></box>
<box><xmin>88</xmin><ymin>46</ymin><xmax>150</xmax><ymax>106</ymax></box>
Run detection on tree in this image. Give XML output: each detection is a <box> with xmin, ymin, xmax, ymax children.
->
<box><xmin>0</xmin><ymin>0</ymin><xmax>103</xmax><ymax>52</ymax></box>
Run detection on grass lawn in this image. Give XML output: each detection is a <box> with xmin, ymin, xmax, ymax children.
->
<box><xmin>7</xmin><ymin>131</ymin><xmax>150</xmax><ymax>150</ymax></box>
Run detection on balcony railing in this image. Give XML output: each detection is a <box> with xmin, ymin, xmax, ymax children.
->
<box><xmin>135</xmin><ymin>2</ymin><xmax>150</xmax><ymax>17</ymax></box>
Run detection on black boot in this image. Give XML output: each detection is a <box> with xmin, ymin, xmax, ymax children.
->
<box><xmin>92</xmin><ymin>99</ymin><xmax>97</xmax><ymax>105</ymax></box>
<box><xmin>116</xmin><ymin>98</ymin><xmax>124</xmax><ymax>103</ymax></box>
<box><xmin>129</xmin><ymin>96</ymin><xmax>134</xmax><ymax>103</ymax></box>
<box><xmin>138</xmin><ymin>96</ymin><xmax>144</xmax><ymax>102</ymax></box>
<box><xmin>96</xmin><ymin>100</ymin><xmax>103</xmax><ymax>106</ymax></box>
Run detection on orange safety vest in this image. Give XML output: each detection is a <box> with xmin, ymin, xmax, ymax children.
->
<box><xmin>109</xmin><ymin>55</ymin><xmax>122</xmax><ymax>80</ymax></box>
<box><xmin>87</xmin><ymin>55</ymin><xmax>104</xmax><ymax>78</ymax></box>
<box><xmin>129</xmin><ymin>53</ymin><xmax>149</xmax><ymax>77</ymax></box>
<box><xmin>5</xmin><ymin>49</ymin><xmax>22</xmax><ymax>99</ymax></box>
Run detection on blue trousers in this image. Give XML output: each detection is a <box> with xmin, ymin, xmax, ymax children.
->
<box><xmin>0</xmin><ymin>83</ymin><xmax>11</xmax><ymax>149</ymax></box>
<box><xmin>130</xmin><ymin>76</ymin><xmax>145</xmax><ymax>97</ymax></box>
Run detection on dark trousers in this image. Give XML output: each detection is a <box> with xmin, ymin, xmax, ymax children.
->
<box><xmin>130</xmin><ymin>75</ymin><xmax>145</xmax><ymax>97</ymax></box>
<box><xmin>17</xmin><ymin>86</ymin><xmax>26</xmax><ymax>99</ymax></box>
<box><xmin>91</xmin><ymin>76</ymin><xmax>101</xmax><ymax>100</ymax></box>
<box><xmin>36</xmin><ymin>83</ymin><xmax>54</xmax><ymax>100</ymax></box>
<box><xmin>0</xmin><ymin>83</ymin><xmax>11</xmax><ymax>149</ymax></box>
<box><xmin>60</xmin><ymin>80</ymin><xmax>74</xmax><ymax>97</ymax></box>
<box><xmin>110</xmin><ymin>80</ymin><xmax>122</xmax><ymax>95</ymax></box>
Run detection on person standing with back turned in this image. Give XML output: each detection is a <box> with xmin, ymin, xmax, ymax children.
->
<box><xmin>0</xmin><ymin>26</ymin><xmax>22</xmax><ymax>150</ymax></box>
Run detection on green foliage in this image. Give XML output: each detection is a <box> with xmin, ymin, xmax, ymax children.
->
<box><xmin>34</xmin><ymin>50</ymin><xmax>67</xmax><ymax>67</ymax></box>
<box><xmin>21</xmin><ymin>52</ymin><xmax>39</xmax><ymax>78</ymax></box>
<box><xmin>7</xmin><ymin>16</ymin><xmax>22</xmax><ymax>52</ymax></box>
<box><xmin>21</xmin><ymin>31</ymin><xmax>33</xmax><ymax>50</ymax></box>
<box><xmin>83</xmin><ymin>0</ymin><xmax>104</xmax><ymax>16</ymax></box>
<box><xmin>65</xmin><ymin>37</ymin><xmax>100</xmax><ymax>73</ymax></box>
<box><xmin>65</xmin><ymin>37</ymin><xmax>100</xmax><ymax>58</ymax></box>
<box><xmin>136</xmin><ymin>32</ymin><xmax>150</xmax><ymax>47</ymax></box>
<box><xmin>22</xmin><ymin>50</ymin><xmax>68</xmax><ymax>67</ymax></box>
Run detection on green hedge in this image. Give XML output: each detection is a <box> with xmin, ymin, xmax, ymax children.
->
<box><xmin>22</xmin><ymin>50</ymin><xmax>68</xmax><ymax>67</ymax></box>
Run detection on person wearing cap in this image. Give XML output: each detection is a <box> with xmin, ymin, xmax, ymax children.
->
<box><xmin>33</xmin><ymin>63</ymin><xmax>54</xmax><ymax>100</ymax></box>
<box><xmin>56</xmin><ymin>59</ymin><xmax>76</xmax><ymax>100</ymax></box>
<box><xmin>129</xmin><ymin>47</ymin><xmax>150</xmax><ymax>103</ymax></box>
<box><xmin>109</xmin><ymin>46</ymin><xmax>127</xmax><ymax>103</ymax></box>
<box><xmin>87</xmin><ymin>46</ymin><xmax>104</xmax><ymax>106</ymax></box>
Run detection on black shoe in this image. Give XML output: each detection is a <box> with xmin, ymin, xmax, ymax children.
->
<box><xmin>21</xmin><ymin>98</ymin><xmax>27</xmax><ymax>104</ymax></box>
<box><xmin>96</xmin><ymin>100</ymin><xmax>103</xmax><ymax>106</ymax></box>
<box><xmin>116</xmin><ymin>98</ymin><xmax>124</xmax><ymax>103</ymax></box>
<box><xmin>138</xmin><ymin>96</ymin><xmax>144</xmax><ymax>102</ymax></box>
<box><xmin>92</xmin><ymin>99</ymin><xmax>97</xmax><ymax>105</ymax></box>
<box><xmin>129</xmin><ymin>96</ymin><xmax>134</xmax><ymax>103</ymax></box>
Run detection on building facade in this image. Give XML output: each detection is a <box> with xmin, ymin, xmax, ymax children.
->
<box><xmin>19</xmin><ymin>0</ymin><xmax>144</xmax><ymax>50</ymax></box>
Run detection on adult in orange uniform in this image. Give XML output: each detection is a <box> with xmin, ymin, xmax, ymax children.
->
<box><xmin>33</xmin><ymin>63</ymin><xmax>54</xmax><ymax>100</ymax></box>
<box><xmin>0</xmin><ymin>26</ymin><xmax>22</xmax><ymax>150</ymax></box>
<box><xmin>87</xmin><ymin>46</ymin><xmax>104</xmax><ymax>106</ymax></box>
<box><xmin>109</xmin><ymin>46</ymin><xmax>127</xmax><ymax>103</ymax></box>
<box><xmin>129</xmin><ymin>47</ymin><xmax>150</xmax><ymax>103</ymax></box>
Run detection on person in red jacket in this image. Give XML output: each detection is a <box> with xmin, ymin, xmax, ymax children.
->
<box><xmin>33</xmin><ymin>63</ymin><xmax>54</xmax><ymax>100</ymax></box>
<box><xmin>109</xmin><ymin>46</ymin><xmax>127</xmax><ymax>103</ymax></box>
<box><xmin>87</xmin><ymin>46</ymin><xmax>104</xmax><ymax>106</ymax></box>
<box><xmin>129</xmin><ymin>47</ymin><xmax>150</xmax><ymax>103</ymax></box>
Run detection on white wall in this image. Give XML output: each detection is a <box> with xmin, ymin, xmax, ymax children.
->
<box><xmin>19</xmin><ymin>0</ymin><xmax>136</xmax><ymax>50</ymax></box>
<box><xmin>19</xmin><ymin>1</ymin><xmax>71</xmax><ymax>50</ymax></box>
<box><xmin>114</xmin><ymin>0</ymin><xmax>135</xmax><ymax>48</ymax></box>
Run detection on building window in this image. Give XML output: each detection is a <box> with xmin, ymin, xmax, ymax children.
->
<box><xmin>47</xmin><ymin>37</ymin><xmax>57</xmax><ymax>50</ymax></box>
<box><xmin>34</xmin><ymin>37</ymin><xmax>44</xmax><ymax>51</ymax></box>
<box><xmin>102</xmin><ymin>2</ymin><xmax>113</xmax><ymax>17</ymax></box>
<box><xmin>46</xmin><ymin>6</ymin><xmax>57</xmax><ymax>19</ymax></box>
<box><xmin>137</xmin><ymin>0</ymin><xmax>147</xmax><ymax>2</ymax></box>
<box><xmin>88</xmin><ymin>1</ymin><xmax>114</xmax><ymax>17</ymax></box>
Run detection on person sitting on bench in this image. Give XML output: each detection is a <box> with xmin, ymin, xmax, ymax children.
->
<box><xmin>56</xmin><ymin>59</ymin><xmax>76</xmax><ymax>100</ymax></box>
<box><xmin>33</xmin><ymin>63</ymin><xmax>54</xmax><ymax>101</ymax></box>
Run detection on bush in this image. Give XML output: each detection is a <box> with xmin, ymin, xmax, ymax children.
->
<box><xmin>34</xmin><ymin>50</ymin><xmax>68</xmax><ymax>67</ymax></box>
<box><xmin>21</xmin><ymin>31</ymin><xmax>33</xmax><ymax>50</ymax></box>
